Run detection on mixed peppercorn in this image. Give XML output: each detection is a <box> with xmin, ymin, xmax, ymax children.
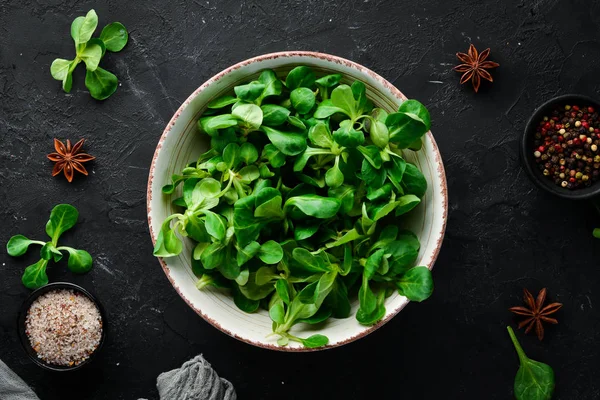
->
<box><xmin>533</xmin><ymin>104</ymin><xmax>600</xmax><ymax>190</ymax></box>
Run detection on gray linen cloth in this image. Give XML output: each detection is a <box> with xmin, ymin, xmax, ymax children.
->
<box><xmin>0</xmin><ymin>359</ymin><xmax>39</xmax><ymax>400</ymax></box>
<box><xmin>1</xmin><ymin>355</ymin><xmax>235</xmax><ymax>400</ymax></box>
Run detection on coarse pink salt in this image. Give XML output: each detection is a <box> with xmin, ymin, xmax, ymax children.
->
<box><xmin>25</xmin><ymin>289</ymin><xmax>102</xmax><ymax>366</ymax></box>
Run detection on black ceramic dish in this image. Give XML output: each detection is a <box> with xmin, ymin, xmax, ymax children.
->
<box><xmin>521</xmin><ymin>94</ymin><xmax>600</xmax><ymax>200</ymax></box>
<box><xmin>17</xmin><ymin>282</ymin><xmax>106</xmax><ymax>372</ymax></box>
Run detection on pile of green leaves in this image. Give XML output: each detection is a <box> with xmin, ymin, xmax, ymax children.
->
<box><xmin>7</xmin><ymin>204</ymin><xmax>93</xmax><ymax>289</ymax></box>
<box><xmin>50</xmin><ymin>9</ymin><xmax>128</xmax><ymax>100</ymax></box>
<box><xmin>155</xmin><ymin>66</ymin><xmax>434</xmax><ymax>348</ymax></box>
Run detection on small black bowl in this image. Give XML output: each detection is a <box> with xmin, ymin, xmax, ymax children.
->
<box><xmin>17</xmin><ymin>282</ymin><xmax>106</xmax><ymax>372</ymax></box>
<box><xmin>521</xmin><ymin>94</ymin><xmax>600</xmax><ymax>200</ymax></box>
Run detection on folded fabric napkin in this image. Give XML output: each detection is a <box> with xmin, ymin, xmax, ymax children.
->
<box><xmin>1</xmin><ymin>355</ymin><xmax>235</xmax><ymax>400</ymax></box>
<box><xmin>0</xmin><ymin>359</ymin><xmax>39</xmax><ymax>400</ymax></box>
<box><xmin>143</xmin><ymin>354</ymin><xmax>237</xmax><ymax>400</ymax></box>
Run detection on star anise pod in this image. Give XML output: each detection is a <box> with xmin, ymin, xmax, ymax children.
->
<box><xmin>509</xmin><ymin>288</ymin><xmax>562</xmax><ymax>341</ymax></box>
<box><xmin>453</xmin><ymin>44</ymin><xmax>499</xmax><ymax>93</ymax></box>
<box><xmin>47</xmin><ymin>139</ymin><xmax>95</xmax><ymax>183</ymax></box>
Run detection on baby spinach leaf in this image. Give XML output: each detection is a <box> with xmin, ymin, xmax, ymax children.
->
<box><xmin>258</xmin><ymin>69</ymin><xmax>283</xmax><ymax>100</ymax></box>
<box><xmin>315</xmin><ymin>74</ymin><xmax>342</xmax><ymax>100</ymax></box>
<box><xmin>394</xmin><ymin>194</ymin><xmax>421</xmax><ymax>216</ymax></box>
<box><xmin>401</xmin><ymin>163</ymin><xmax>428</xmax><ymax>198</ymax></box>
<box><xmin>290</xmin><ymin>87</ymin><xmax>316</xmax><ymax>114</ymax></box>
<box><xmin>262</xmin><ymin>144</ymin><xmax>287</xmax><ymax>168</ymax></box>
<box><xmin>99</xmin><ymin>22</ymin><xmax>128</xmax><ymax>52</ymax></box>
<box><xmin>367</xmin><ymin>183</ymin><xmax>392</xmax><ymax>202</ymax></box>
<box><xmin>386</xmin><ymin>100</ymin><xmax>430</xmax><ymax>148</ymax></box>
<box><xmin>154</xmin><ymin>220</ymin><xmax>184</xmax><ymax>258</ymax></box>
<box><xmin>358</xmin><ymin>145</ymin><xmax>383</xmax><ymax>169</ymax></box>
<box><xmin>240</xmin><ymin>142</ymin><xmax>259</xmax><ymax>165</ymax></box>
<box><xmin>365</xmin><ymin>249</ymin><xmax>385</xmax><ymax>279</ymax></box>
<box><xmin>314</xmin><ymin>99</ymin><xmax>347</xmax><ymax>119</ymax></box>
<box><xmin>333</xmin><ymin>120</ymin><xmax>365</xmax><ymax>148</ymax></box>
<box><xmin>46</xmin><ymin>204</ymin><xmax>78</xmax><ymax>242</ymax></box>
<box><xmin>284</xmin><ymin>195</ymin><xmax>341</xmax><ymax>219</ymax></box>
<box><xmin>79</xmin><ymin>42</ymin><xmax>102</xmax><ymax>71</ymax></box>
<box><xmin>328</xmin><ymin>185</ymin><xmax>355</xmax><ymax>215</ymax></box>
<box><xmin>361</xmin><ymin>159</ymin><xmax>386</xmax><ymax>188</ymax></box>
<box><xmin>232</xmin><ymin>103</ymin><xmax>263</xmax><ymax>131</ymax></box>
<box><xmin>208</xmin><ymin>96</ymin><xmax>238</xmax><ymax>109</ymax></box>
<box><xmin>285</xmin><ymin>66</ymin><xmax>316</xmax><ymax>90</ymax></box>
<box><xmin>22</xmin><ymin>259</ymin><xmax>49</xmax><ymax>290</ymax></box>
<box><xmin>326</xmin><ymin>278</ymin><xmax>351</xmax><ymax>318</ymax></box>
<box><xmin>275</xmin><ymin>279</ymin><xmax>291</xmax><ymax>305</ymax></box>
<box><xmin>396</xmin><ymin>266</ymin><xmax>433</xmax><ymax>302</ymax></box>
<box><xmin>261</xmin><ymin>104</ymin><xmax>290</xmax><ymax>126</ymax></box>
<box><xmin>234</xmin><ymin>81</ymin><xmax>265</xmax><ymax>101</ymax></box>
<box><xmin>258</xmin><ymin>240</ymin><xmax>284</xmax><ymax>264</ymax></box>
<box><xmin>358</xmin><ymin>274</ymin><xmax>377</xmax><ymax>314</ymax></box>
<box><xmin>370</xmin><ymin>120</ymin><xmax>389</xmax><ymax>148</ymax></box>
<box><xmin>293</xmin><ymin>147</ymin><xmax>332</xmax><ymax>172</ymax></box>
<box><xmin>287</xmin><ymin>115</ymin><xmax>307</xmax><ymax>130</ymax></box>
<box><xmin>204</xmin><ymin>211</ymin><xmax>228</xmax><ymax>241</ymax></box>
<box><xmin>351</xmin><ymin>81</ymin><xmax>368</xmax><ymax>113</ymax></box>
<box><xmin>385</xmin><ymin>235</ymin><xmax>420</xmax><ymax>276</ymax></box>
<box><xmin>255</xmin><ymin>266</ymin><xmax>278</xmax><ymax>286</ymax></box>
<box><xmin>62</xmin><ymin>247</ymin><xmax>93</xmax><ymax>273</ymax></box>
<box><xmin>356</xmin><ymin>290</ymin><xmax>386</xmax><ymax>325</ymax></box>
<box><xmin>239</xmin><ymin>273</ymin><xmax>276</xmax><ymax>300</ymax></box>
<box><xmin>87</xmin><ymin>37</ymin><xmax>106</xmax><ymax>57</ymax></box>
<box><xmin>233</xmin><ymin>286</ymin><xmax>260</xmax><ymax>313</ymax></box>
<box><xmin>315</xmin><ymin>74</ymin><xmax>342</xmax><ymax>88</ymax></box>
<box><xmin>507</xmin><ymin>326</ymin><xmax>555</xmax><ymax>400</ymax></box>
<box><xmin>269</xmin><ymin>299</ymin><xmax>286</xmax><ymax>324</ymax></box>
<box><xmin>236</xmin><ymin>269</ymin><xmax>250</xmax><ymax>286</ymax></box>
<box><xmin>261</xmin><ymin>126</ymin><xmax>307</xmax><ymax>156</ymax></box>
<box><xmin>387</xmin><ymin>157</ymin><xmax>407</xmax><ymax>190</ymax></box>
<box><xmin>223</xmin><ymin>143</ymin><xmax>241</xmax><ymax>170</ymax></box>
<box><xmin>296</xmin><ymin>307</ymin><xmax>332</xmax><ymax>324</ymax></box>
<box><xmin>308</xmin><ymin>122</ymin><xmax>334</xmax><ymax>148</ymax></box>
<box><xmin>325</xmin><ymin>228</ymin><xmax>363</xmax><ymax>248</ymax></box>
<box><xmin>85</xmin><ymin>67</ymin><xmax>118</xmax><ymax>100</ymax></box>
<box><xmin>330</xmin><ymin>84</ymin><xmax>359</xmax><ymax>120</ymax></box>
<box><xmin>234</xmin><ymin>196</ymin><xmax>264</xmax><ymax>246</ymax></box>
<box><xmin>292</xmin><ymin>221</ymin><xmax>319</xmax><ymax>241</ymax></box>
<box><xmin>236</xmin><ymin>241</ymin><xmax>261</xmax><ymax>266</ymax></box>
<box><xmin>325</xmin><ymin>157</ymin><xmax>344</xmax><ymax>188</ymax></box>
<box><xmin>72</xmin><ymin>9</ymin><xmax>98</xmax><ymax>45</ymax></box>
<box><xmin>50</xmin><ymin>59</ymin><xmax>75</xmax><ymax>92</ymax></box>
<box><xmin>40</xmin><ymin>243</ymin><xmax>63</xmax><ymax>262</ymax></box>
<box><xmin>292</xmin><ymin>248</ymin><xmax>330</xmax><ymax>273</ymax></box>
<box><xmin>299</xmin><ymin>334</ymin><xmax>329</xmax><ymax>348</ymax></box>
<box><xmin>7</xmin><ymin>235</ymin><xmax>44</xmax><ymax>257</ymax></box>
<box><xmin>399</xmin><ymin>99</ymin><xmax>431</xmax><ymax>131</ymax></box>
<box><xmin>200</xmin><ymin>242</ymin><xmax>225</xmax><ymax>270</ymax></box>
<box><xmin>313</xmin><ymin>271</ymin><xmax>337</xmax><ymax>307</ymax></box>
<box><xmin>199</xmin><ymin>115</ymin><xmax>239</xmax><ymax>136</ymax></box>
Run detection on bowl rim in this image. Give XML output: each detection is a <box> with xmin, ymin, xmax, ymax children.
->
<box><xmin>146</xmin><ymin>50</ymin><xmax>448</xmax><ymax>351</ymax></box>
<box><xmin>521</xmin><ymin>93</ymin><xmax>600</xmax><ymax>200</ymax></box>
<box><xmin>17</xmin><ymin>282</ymin><xmax>107</xmax><ymax>371</ymax></box>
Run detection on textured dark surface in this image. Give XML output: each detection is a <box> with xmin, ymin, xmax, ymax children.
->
<box><xmin>1</xmin><ymin>0</ymin><xmax>600</xmax><ymax>399</ymax></box>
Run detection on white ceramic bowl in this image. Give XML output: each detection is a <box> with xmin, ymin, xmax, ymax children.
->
<box><xmin>147</xmin><ymin>51</ymin><xmax>448</xmax><ymax>351</ymax></box>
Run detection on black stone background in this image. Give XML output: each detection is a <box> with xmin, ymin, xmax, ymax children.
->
<box><xmin>2</xmin><ymin>0</ymin><xmax>600</xmax><ymax>399</ymax></box>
